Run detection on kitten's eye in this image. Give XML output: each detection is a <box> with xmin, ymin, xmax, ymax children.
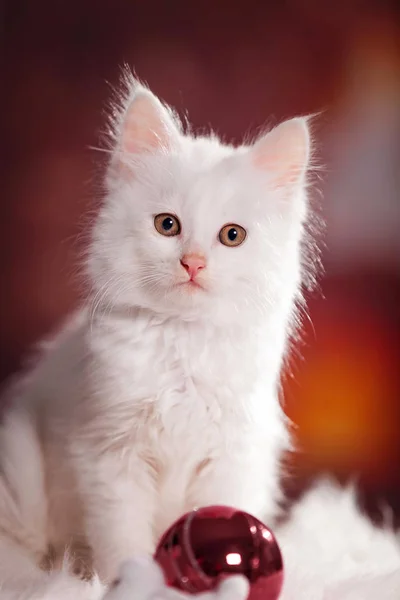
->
<box><xmin>218</xmin><ymin>224</ymin><xmax>247</xmax><ymax>247</ymax></box>
<box><xmin>154</xmin><ymin>213</ymin><xmax>181</xmax><ymax>237</ymax></box>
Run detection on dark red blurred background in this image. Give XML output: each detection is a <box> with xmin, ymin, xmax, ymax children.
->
<box><xmin>2</xmin><ymin>1</ymin><xmax>400</xmax><ymax>518</ymax></box>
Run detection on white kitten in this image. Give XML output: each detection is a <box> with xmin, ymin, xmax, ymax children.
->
<box><xmin>0</xmin><ymin>75</ymin><xmax>312</xmax><ymax>594</ymax></box>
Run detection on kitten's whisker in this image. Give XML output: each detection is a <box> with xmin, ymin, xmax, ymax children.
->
<box><xmin>89</xmin><ymin>275</ymin><xmax>126</xmax><ymax>328</ymax></box>
<box><xmin>88</xmin><ymin>145</ymin><xmax>114</xmax><ymax>155</ymax></box>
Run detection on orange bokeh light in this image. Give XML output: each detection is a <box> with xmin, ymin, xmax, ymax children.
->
<box><xmin>285</xmin><ymin>304</ymin><xmax>399</xmax><ymax>483</ymax></box>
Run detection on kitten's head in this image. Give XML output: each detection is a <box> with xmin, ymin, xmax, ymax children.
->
<box><xmin>88</xmin><ymin>78</ymin><xmax>313</xmax><ymax>326</ymax></box>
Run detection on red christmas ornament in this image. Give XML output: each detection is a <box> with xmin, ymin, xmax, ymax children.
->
<box><xmin>154</xmin><ymin>506</ymin><xmax>284</xmax><ymax>600</ymax></box>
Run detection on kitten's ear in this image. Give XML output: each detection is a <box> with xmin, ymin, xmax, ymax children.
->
<box><xmin>111</xmin><ymin>84</ymin><xmax>180</xmax><ymax>175</ymax></box>
<box><xmin>251</xmin><ymin>117</ymin><xmax>310</xmax><ymax>186</ymax></box>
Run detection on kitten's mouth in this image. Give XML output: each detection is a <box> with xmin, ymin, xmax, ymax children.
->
<box><xmin>178</xmin><ymin>279</ymin><xmax>205</xmax><ymax>291</ymax></box>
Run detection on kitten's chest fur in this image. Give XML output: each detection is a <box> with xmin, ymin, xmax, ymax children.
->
<box><xmin>87</xmin><ymin>312</ymin><xmax>271</xmax><ymax>460</ymax></box>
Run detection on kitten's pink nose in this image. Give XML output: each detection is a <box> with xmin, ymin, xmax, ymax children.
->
<box><xmin>180</xmin><ymin>254</ymin><xmax>206</xmax><ymax>280</ymax></box>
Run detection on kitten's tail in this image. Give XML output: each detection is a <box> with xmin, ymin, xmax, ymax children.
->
<box><xmin>0</xmin><ymin>406</ymin><xmax>49</xmax><ymax>560</ymax></box>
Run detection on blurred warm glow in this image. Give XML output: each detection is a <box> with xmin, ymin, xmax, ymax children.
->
<box><xmin>286</xmin><ymin>299</ymin><xmax>399</xmax><ymax>483</ymax></box>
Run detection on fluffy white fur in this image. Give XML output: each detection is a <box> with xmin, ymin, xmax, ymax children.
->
<box><xmin>0</xmin><ymin>77</ymin><xmax>398</xmax><ymax>599</ymax></box>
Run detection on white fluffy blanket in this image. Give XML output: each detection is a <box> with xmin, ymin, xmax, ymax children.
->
<box><xmin>103</xmin><ymin>480</ymin><xmax>400</xmax><ymax>600</ymax></box>
<box><xmin>277</xmin><ymin>480</ymin><xmax>400</xmax><ymax>599</ymax></box>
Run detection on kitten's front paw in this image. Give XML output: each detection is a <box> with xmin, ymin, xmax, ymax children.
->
<box><xmin>94</xmin><ymin>540</ymin><xmax>155</xmax><ymax>584</ymax></box>
<box><xmin>39</xmin><ymin>541</ymin><xmax>94</xmax><ymax>581</ymax></box>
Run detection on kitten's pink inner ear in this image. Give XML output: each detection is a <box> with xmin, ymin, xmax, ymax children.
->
<box><xmin>120</xmin><ymin>90</ymin><xmax>178</xmax><ymax>156</ymax></box>
<box><xmin>252</xmin><ymin>118</ymin><xmax>310</xmax><ymax>186</ymax></box>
